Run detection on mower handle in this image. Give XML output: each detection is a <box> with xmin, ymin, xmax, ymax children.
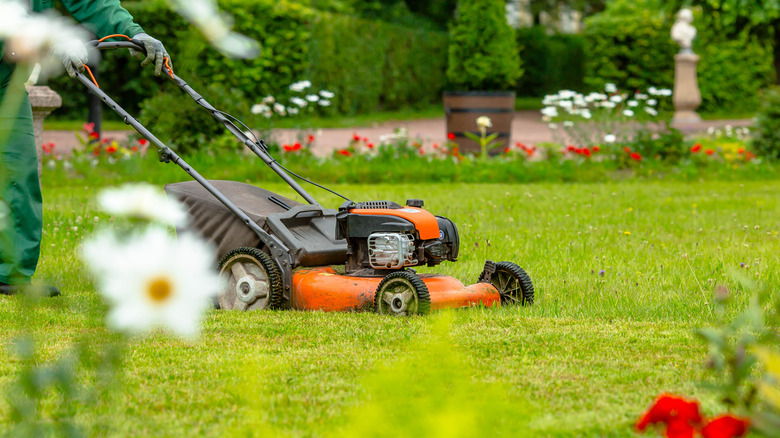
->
<box><xmin>82</xmin><ymin>39</ymin><xmax>319</xmax><ymax>206</ymax></box>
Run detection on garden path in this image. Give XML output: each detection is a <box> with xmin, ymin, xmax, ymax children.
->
<box><xmin>42</xmin><ymin>111</ymin><xmax>752</xmax><ymax>158</ymax></box>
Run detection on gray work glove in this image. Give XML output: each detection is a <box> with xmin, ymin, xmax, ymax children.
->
<box><xmin>51</xmin><ymin>40</ymin><xmax>88</xmax><ymax>78</ymax></box>
<box><xmin>129</xmin><ymin>33</ymin><xmax>171</xmax><ymax>76</ymax></box>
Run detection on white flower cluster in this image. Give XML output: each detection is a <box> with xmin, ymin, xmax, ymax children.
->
<box><xmin>707</xmin><ymin>125</ymin><xmax>751</xmax><ymax>141</ymax></box>
<box><xmin>379</xmin><ymin>128</ymin><xmax>409</xmax><ymax>145</ymax></box>
<box><xmin>540</xmin><ymin>83</ymin><xmax>672</xmax><ymax>123</ymax></box>
<box><xmin>251</xmin><ymin>80</ymin><xmax>334</xmax><ymax>118</ymax></box>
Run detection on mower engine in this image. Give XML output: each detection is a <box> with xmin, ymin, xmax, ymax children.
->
<box><xmin>336</xmin><ymin>200</ymin><xmax>459</xmax><ymax>275</ymax></box>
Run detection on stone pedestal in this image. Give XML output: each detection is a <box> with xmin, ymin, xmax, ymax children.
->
<box><xmin>671</xmin><ymin>53</ymin><xmax>701</xmax><ymax>126</ymax></box>
<box><xmin>27</xmin><ymin>86</ymin><xmax>62</xmax><ymax>177</ymax></box>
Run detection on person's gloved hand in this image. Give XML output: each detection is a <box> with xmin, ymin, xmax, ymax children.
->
<box><xmin>51</xmin><ymin>40</ymin><xmax>88</xmax><ymax>78</ymax></box>
<box><xmin>129</xmin><ymin>33</ymin><xmax>170</xmax><ymax>76</ymax></box>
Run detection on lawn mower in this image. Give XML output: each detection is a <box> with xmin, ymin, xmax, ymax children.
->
<box><xmin>75</xmin><ymin>37</ymin><xmax>535</xmax><ymax>315</ymax></box>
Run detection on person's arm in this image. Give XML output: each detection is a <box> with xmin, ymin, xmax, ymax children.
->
<box><xmin>61</xmin><ymin>0</ymin><xmax>144</xmax><ymax>39</ymax></box>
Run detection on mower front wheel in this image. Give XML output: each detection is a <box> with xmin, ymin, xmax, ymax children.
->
<box><xmin>374</xmin><ymin>271</ymin><xmax>431</xmax><ymax>316</ymax></box>
<box><xmin>491</xmin><ymin>262</ymin><xmax>534</xmax><ymax>306</ymax></box>
<box><xmin>217</xmin><ymin>247</ymin><xmax>284</xmax><ymax>311</ymax></box>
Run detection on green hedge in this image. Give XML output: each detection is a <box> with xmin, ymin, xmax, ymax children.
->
<box><xmin>582</xmin><ymin>5</ymin><xmax>776</xmax><ymax>113</ymax></box>
<box><xmin>45</xmin><ymin>0</ymin><xmax>448</xmax><ymax>121</ymax></box>
<box><xmin>515</xmin><ymin>26</ymin><xmax>585</xmax><ymax>96</ymax></box>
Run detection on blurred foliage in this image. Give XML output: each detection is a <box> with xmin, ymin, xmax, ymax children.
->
<box><xmin>751</xmin><ymin>87</ymin><xmax>780</xmax><ymax>161</ymax></box>
<box><xmin>447</xmin><ymin>0</ymin><xmax>522</xmax><ymax>91</ymax></box>
<box><xmin>583</xmin><ymin>0</ymin><xmax>776</xmax><ymax>113</ymax></box>
<box><xmin>515</xmin><ymin>26</ymin><xmax>585</xmax><ymax>96</ymax></box>
<box><xmin>664</xmin><ymin>0</ymin><xmax>780</xmax><ymax>37</ymax></box>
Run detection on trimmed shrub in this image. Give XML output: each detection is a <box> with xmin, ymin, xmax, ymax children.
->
<box><xmin>516</xmin><ymin>26</ymin><xmax>585</xmax><ymax>96</ymax></box>
<box><xmin>751</xmin><ymin>87</ymin><xmax>780</xmax><ymax>160</ymax></box>
<box><xmin>447</xmin><ymin>0</ymin><xmax>522</xmax><ymax>91</ymax></box>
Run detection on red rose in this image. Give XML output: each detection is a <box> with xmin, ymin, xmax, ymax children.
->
<box><xmin>701</xmin><ymin>415</ymin><xmax>750</xmax><ymax>438</ymax></box>
<box><xmin>691</xmin><ymin>143</ymin><xmax>702</xmax><ymax>153</ymax></box>
<box><xmin>630</xmin><ymin>152</ymin><xmax>642</xmax><ymax>161</ymax></box>
<box><xmin>447</xmin><ymin>132</ymin><xmax>456</xmax><ymax>140</ymax></box>
<box><xmin>636</xmin><ymin>394</ymin><xmax>702</xmax><ymax>433</ymax></box>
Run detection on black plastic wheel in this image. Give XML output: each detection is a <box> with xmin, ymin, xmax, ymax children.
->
<box><xmin>217</xmin><ymin>247</ymin><xmax>284</xmax><ymax>311</ymax></box>
<box><xmin>374</xmin><ymin>271</ymin><xmax>431</xmax><ymax>316</ymax></box>
<box><xmin>491</xmin><ymin>262</ymin><xmax>534</xmax><ymax>306</ymax></box>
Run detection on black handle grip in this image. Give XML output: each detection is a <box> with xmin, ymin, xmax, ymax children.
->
<box><xmin>87</xmin><ymin>39</ymin><xmax>145</xmax><ymax>55</ymax></box>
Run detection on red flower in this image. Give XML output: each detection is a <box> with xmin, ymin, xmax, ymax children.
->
<box><xmin>362</xmin><ymin>137</ymin><xmax>369</xmax><ymax>143</ymax></box>
<box><xmin>138</xmin><ymin>138</ymin><xmax>148</xmax><ymax>146</ymax></box>
<box><xmin>701</xmin><ymin>415</ymin><xmax>750</xmax><ymax>438</ymax></box>
<box><xmin>567</xmin><ymin>145</ymin><xmax>576</xmax><ymax>152</ymax></box>
<box><xmin>636</xmin><ymin>394</ymin><xmax>702</xmax><ymax>435</ymax></box>
<box><xmin>89</xmin><ymin>132</ymin><xmax>100</xmax><ymax>140</ymax></box>
<box><xmin>582</xmin><ymin>148</ymin><xmax>591</xmax><ymax>157</ymax></box>
<box><xmin>42</xmin><ymin>142</ymin><xmax>55</xmax><ymax>154</ymax></box>
<box><xmin>447</xmin><ymin>132</ymin><xmax>456</xmax><ymax>140</ymax></box>
<box><xmin>737</xmin><ymin>147</ymin><xmax>744</xmax><ymax>154</ymax></box>
<box><xmin>592</xmin><ymin>146</ymin><xmax>600</xmax><ymax>152</ymax></box>
<box><xmin>419</xmin><ymin>148</ymin><xmax>425</xmax><ymax>156</ymax></box>
<box><xmin>691</xmin><ymin>143</ymin><xmax>702</xmax><ymax>153</ymax></box>
<box><xmin>516</xmin><ymin>142</ymin><xmax>528</xmax><ymax>151</ymax></box>
<box><xmin>92</xmin><ymin>147</ymin><xmax>100</xmax><ymax>156</ymax></box>
<box><xmin>525</xmin><ymin>147</ymin><xmax>535</xmax><ymax>157</ymax></box>
<box><xmin>745</xmin><ymin>151</ymin><xmax>755</xmax><ymax>160</ymax></box>
<box><xmin>131</xmin><ymin>146</ymin><xmax>139</xmax><ymax>152</ymax></box>
<box><xmin>630</xmin><ymin>152</ymin><xmax>642</xmax><ymax>161</ymax></box>
<box><xmin>504</xmin><ymin>147</ymin><xmax>510</xmax><ymax>154</ymax></box>
<box><xmin>283</xmin><ymin>144</ymin><xmax>293</xmax><ymax>152</ymax></box>
<box><xmin>337</xmin><ymin>149</ymin><xmax>352</xmax><ymax>157</ymax></box>
<box><xmin>367</xmin><ymin>143</ymin><xmax>374</xmax><ymax>149</ymax></box>
<box><xmin>705</xmin><ymin>149</ymin><xmax>714</xmax><ymax>155</ymax></box>
<box><xmin>352</xmin><ymin>133</ymin><xmax>360</xmax><ymax>142</ymax></box>
<box><xmin>432</xmin><ymin>143</ymin><xmax>439</xmax><ymax>149</ymax></box>
<box><xmin>293</xmin><ymin>142</ymin><xmax>302</xmax><ymax>151</ymax></box>
<box><xmin>624</xmin><ymin>146</ymin><xmax>632</xmax><ymax>153</ymax></box>
<box><xmin>106</xmin><ymin>145</ymin><xmax>118</xmax><ymax>154</ymax></box>
<box><xmin>307</xmin><ymin>134</ymin><xmax>315</xmax><ymax>144</ymax></box>
<box><xmin>83</xmin><ymin>122</ymin><xmax>95</xmax><ymax>134</ymax></box>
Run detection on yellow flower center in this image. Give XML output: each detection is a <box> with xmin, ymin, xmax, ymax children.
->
<box><xmin>147</xmin><ymin>276</ymin><xmax>173</xmax><ymax>303</ymax></box>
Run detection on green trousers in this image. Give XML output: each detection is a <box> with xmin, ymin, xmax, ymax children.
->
<box><xmin>0</xmin><ymin>83</ymin><xmax>43</xmax><ymax>285</ymax></box>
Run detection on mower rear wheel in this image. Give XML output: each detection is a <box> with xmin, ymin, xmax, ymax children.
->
<box><xmin>217</xmin><ymin>247</ymin><xmax>283</xmax><ymax>311</ymax></box>
<box><xmin>491</xmin><ymin>262</ymin><xmax>534</xmax><ymax>306</ymax></box>
<box><xmin>374</xmin><ymin>271</ymin><xmax>431</xmax><ymax>316</ymax></box>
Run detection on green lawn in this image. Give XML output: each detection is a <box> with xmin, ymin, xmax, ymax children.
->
<box><xmin>1</xmin><ymin>180</ymin><xmax>779</xmax><ymax>436</ymax></box>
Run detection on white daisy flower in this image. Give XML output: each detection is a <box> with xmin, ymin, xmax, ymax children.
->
<box><xmin>251</xmin><ymin>103</ymin><xmax>269</xmax><ymax>115</ymax></box>
<box><xmin>305</xmin><ymin>94</ymin><xmax>320</xmax><ymax>102</ymax></box>
<box><xmin>609</xmin><ymin>95</ymin><xmax>623</xmax><ymax>103</ymax></box>
<box><xmin>98</xmin><ymin>183</ymin><xmax>188</xmax><ymax>227</ymax></box>
<box><xmin>289</xmin><ymin>80</ymin><xmax>311</xmax><ymax>92</ymax></box>
<box><xmin>581</xmin><ymin>109</ymin><xmax>592</xmax><ymax>120</ymax></box>
<box><xmin>319</xmin><ymin>90</ymin><xmax>335</xmax><ymax>99</ymax></box>
<box><xmin>82</xmin><ymin>228</ymin><xmax>221</xmax><ymax>339</ymax></box>
<box><xmin>541</xmin><ymin>106</ymin><xmax>559</xmax><ymax>118</ymax></box>
<box><xmin>287</xmin><ymin>107</ymin><xmax>299</xmax><ymax>115</ymax></box>
<box><xmin>273</xmin><ymin>102</ymin><xmax>286</xmax><ymax>116</ymax></box>
<box><xmin>647</xmin><ymin>99</ymin><xmax>657</xmax><ymax>106</ymax></box>
<box><xmin>290</xmin><ymin>97</ymin><xmax>307</xmax><ymax>107</ymax></box>
<box><xmin>262</xmin><ymin>95</ymin><xmax>275</xmax><ymax>105</ymax></box>
<box><xmin>628</xmin><ymin>100</ymin><xmax>639</xmax><ymax>107</ymax></box>
<box><xmin>604</xmin><ymin>134</ymin><xmax>616</xmax><ymax>144</ymax></box>
<box><xmin>645</xmin><ymin>107</ymin><xmax>658</xmax><ymax>116</ymax></box>
<box><xmin>605</xmin><ymin>83</ymin><xmax>617</xmax><ymax>93</ymax></box>
<box><xmin>318</xmin><ymin>99</ymin><xmax>331</xmax><ymax>107</ymax></box>
<box><xmin>623</xmin><ymin>109</ymin><xmax>635</xmax><ymax>117</ymax></box>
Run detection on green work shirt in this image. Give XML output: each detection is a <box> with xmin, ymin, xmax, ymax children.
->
<box><xmin>0</xmin><ymin>0</ymin><xmax>144</xmax><ymax>86</ymax></box>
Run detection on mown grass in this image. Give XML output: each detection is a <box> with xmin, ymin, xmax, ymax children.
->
<box><xmin>1</xmin><ymin>179</ymin><xmax>779</xmax><ymax>436</ymax></box>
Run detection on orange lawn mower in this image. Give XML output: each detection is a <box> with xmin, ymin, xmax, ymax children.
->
<box><xmin>76</xmin><ymin>37</ymin><xmax>535</xmax><ymax>316</ymax></box>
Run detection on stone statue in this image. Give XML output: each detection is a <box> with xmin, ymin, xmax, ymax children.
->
<box><xmin>671</xmin><ymin>8</ymin><xmax>696</xmax><ymax>54</ymax></box>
